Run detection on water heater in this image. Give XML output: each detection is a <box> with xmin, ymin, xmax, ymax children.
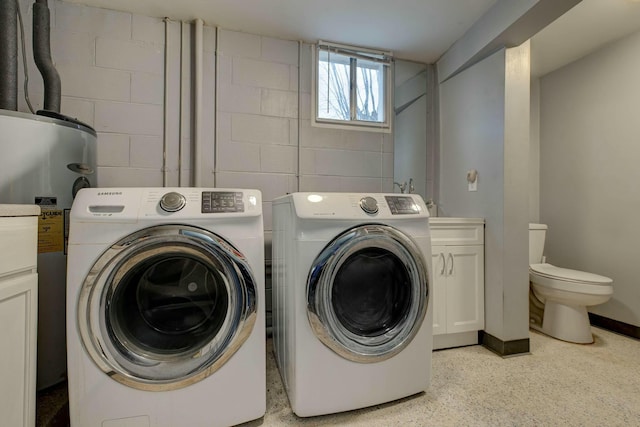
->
<box><xmin>0</xmin><ymin>109</ymin><xmax>97</xmax><ymax>390</ymax></box>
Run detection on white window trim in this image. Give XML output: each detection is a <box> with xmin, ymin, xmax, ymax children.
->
<box><xmin>311</xmin><ymin>41</ymin><xmax>393</xmax><ymax>133</ymax></box>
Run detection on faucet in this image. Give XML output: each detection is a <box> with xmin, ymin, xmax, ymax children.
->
<box><xmin>408</xmin><ymin>178</ymin><xmax>415</xmax><ymax>194</ymax></box>
<box><xmin>425</xmin><ymin>198</ymin><xmax>437</xmax><ymax>216</ymax></box>
<box><xmin>394</xmin><ymin>181</ymin><xmax>407</xmax><ymax>194</ymax></box>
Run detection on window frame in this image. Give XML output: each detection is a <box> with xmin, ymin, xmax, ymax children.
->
<box><xmin>312</xmin><ymin>41</ymin><xmax>393</xmax><ymax>133</ymax></box>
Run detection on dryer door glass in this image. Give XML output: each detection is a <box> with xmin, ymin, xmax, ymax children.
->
<box><xmin>331</xmin><ymin>247</ymin><xmax>411</xmax><ymax>337</ymax></box>
<box><xmin>307</xmin><ymin>224</ymin><xmax>429</xmax><ymax>363</ymax></box>
<box><xmin>77</xmin><ymin>225</ymin><xmax>257</xmax><ymax>391</ymax></box>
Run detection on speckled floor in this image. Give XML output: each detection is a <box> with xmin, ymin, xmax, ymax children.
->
<box><xmin>37</xmin><ymin>327</ymin><xmax>640</xmax><ymax>426</ymax></box>
<box><xmin>36</xmin><ymin>381</ymin><xmax>69</xmax><ymax>427</ymax></box>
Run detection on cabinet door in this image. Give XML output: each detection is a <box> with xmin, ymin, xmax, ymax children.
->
<box><xmin>431</xmin><ymin>245</ymin><xmax>447</xmax><ymax>335</ymax></box>
<box><xmin>0</xmin><ymin>273</ymin><xmax>37</xmax><ymax>427</ymax></box>
<box><xmin>445</xmin><ymin>245</ymin><xmax>484</xmax><ymax>333</ymax></box>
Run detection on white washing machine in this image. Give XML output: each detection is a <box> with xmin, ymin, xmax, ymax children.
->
<box><xmin>67</xmin><ymin>188</ymin><xmax>265</xmax><ymax>427</ymax></box>
<box><xmin>272</xmin><ymin>192</ymin><xmax>433</xmax><ymax>417</ymax></box>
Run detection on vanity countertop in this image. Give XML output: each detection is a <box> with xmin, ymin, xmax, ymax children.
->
<box><xmin>0</xmin><ymin>204</ymin><xmax>41</xmax><ymax>217</ymax></box>
<box><xmin>429</xmin><ymin>217</ymin><xmax>484</xmax><ymax>225</ymax></box>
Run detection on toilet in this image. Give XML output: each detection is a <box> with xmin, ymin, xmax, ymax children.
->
<box><xmin>529</xmin><ymin>223</ymin><xmax>613</xmax><ymax>344</ymax></box>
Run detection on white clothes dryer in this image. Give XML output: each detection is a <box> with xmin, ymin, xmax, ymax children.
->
<box><xmin>272</xmin><ymin>193</ymin><xmax>433</xmax><ymax>417</ymax></box>
<box><xmin>67</xmin><ymin>188</ymin><xmax>265</xmax><ymax>427</ymax></box>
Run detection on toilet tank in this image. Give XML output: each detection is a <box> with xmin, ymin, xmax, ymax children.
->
<box><xmin>529</xmin><ymin>223</ymin><xmax>547</xmax><ymax>264</ymax></box>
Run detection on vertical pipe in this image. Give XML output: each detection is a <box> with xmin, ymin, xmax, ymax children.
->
<box><xmin>0</xmin><ymin>0</ymin><xmax>18</xmax><ymax>110</ymax></box>
<box><xmin>213</xmin><ymin>26</ymin><xmax>219</xmax><ymax>187</ymax></box>
<box><xmin>193</xmin><ymin>18</ymin><xmax>204</xmax><ymax>187</ymax></box>
<box><xmin>33</xmin><ymin>0</ymin><xmax>61</xmax><ymax>112</ymax></box>
<box><xmin>296</xmin><ymin>41</ymin><xmax>302</xmax><ymax>191</ymax></box>
<box><xmin>178</xmin><ymin>21</ymin><xmax>185</xmax><ymax>187</ymax></box>
<box><xmin>162</xmin><ymin>18</ymin><xmax>172</xmax><ymax>187</ymax></box>
<box><xmin>162</xmin><ymin>18</ymin><xmax>170</xmax><ymax>187</ymax></box>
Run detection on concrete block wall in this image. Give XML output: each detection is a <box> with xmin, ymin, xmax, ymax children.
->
<box><xmin>298</xmin><ymin>43</ymin><xmax>394</xmax><ymax>195</ymax></box>
<box><xmin>217</xmin><ymin>34</ymin><xmax>393</xmax><ymax>228</ymax></box>
<box><xmin>216</xmin><ymin>30</ymin><xmax>299</xmax><ymax>229</ymax></box>
<box><xmin>16</xmin><ymin>0</ymin><xmax>167</xmax><ymax>186</ymax></box>
<box><xmin>15</xmin><ymin>2</ymin><xmax>394</xmax><ymax>230</ymax></box>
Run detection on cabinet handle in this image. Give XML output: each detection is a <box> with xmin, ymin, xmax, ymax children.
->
<box><xmin>447</xmin><ymin>253</ymin><xmax>454</xmax><ymax>275</ymax></box>
<box><xmin>439</xmin><ymin>253</ymin><xmax>446</xmax><ymax>275</ymax></box>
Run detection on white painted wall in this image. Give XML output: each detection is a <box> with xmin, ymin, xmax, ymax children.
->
<box><xmin>16</xmin><ymin>0</ymin><xmax>174</xmax><ymax>186</ymax></box>
<box><xmin>439</xmin><ymin>44</ymin><xmax>530</xmax><ymax>342</ymax></box>
<box><xmin>14</xmin><ymin>1</ymin><xmax>393</xmax><ymax>231</ymax></box>
<box><xmin>539</xmin><ymin>29</ymin><xmax>640</xmax><ymax>327</ymax></box>
<box><xmin>529</xmin><ymin>78</ymin><xmax>540</xmax><ymax>223</ymax></box>
<box><xmin>298</xmin><ymin>43</ymin><xmax>393</xmax><ymax>195</ymax></box>
<box><xmin>216</xmin><ymin>35</ymin><xmax>392</xmax><ymax>228</ymax></box>
<box><xmin>394</xmin><ymin>60</ymin><xmax>428</xmax><ymax>199</ymax></box>
<box><xmin>215</xmin><ymin>29</ymin><xmax>299</xmax><ymax>230</ymax></box>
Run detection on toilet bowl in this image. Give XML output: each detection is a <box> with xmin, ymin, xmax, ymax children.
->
<box><xmin>529</xmin><ymin>224</ymin><xmax>613</xmax><ymax>344</ymax></box>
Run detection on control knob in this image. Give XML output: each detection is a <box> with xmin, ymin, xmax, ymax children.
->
<box><xmin>359</xmin><ymin>196</ymin><xmax>379</xmax><ymax>215</ymax></box>
<box><xmin>160</xmin><ymin>192</ymin><xmax>186</xmax><ymax>212</ymax></box>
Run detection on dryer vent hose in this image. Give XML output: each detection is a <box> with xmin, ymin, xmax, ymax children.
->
<box><xmin>33</xmin><ymin>0</ymin><xmax>61</xmax><ymax>113</ymax></box>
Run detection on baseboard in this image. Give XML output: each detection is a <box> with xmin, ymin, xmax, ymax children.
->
<box><xmin>479</xmin><ymin>331</ymin><xmax>530</xmax><ymax>357</ymax></box>
<box><xmin>433</xmin><ymin>331</ymin><xmax>478</xmax><ymax>350</ymax></box>
<box><xmin>589</xmin><ymin>313</ymin><xmax>640</xmax><ymax>340</ymax></box>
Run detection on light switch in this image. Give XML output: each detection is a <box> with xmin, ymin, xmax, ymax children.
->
<box><xmin>468</xmin><ymin>181</ymin><xmax>477</xmax><ymax>191</ymax></box>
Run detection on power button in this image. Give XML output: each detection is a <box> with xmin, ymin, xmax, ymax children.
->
<box><xmin>359</xmin><ymin>196</ymin><xmax>379</xmax><ymax>215</ymax></box>
<box><xmin>159</xmin><ymin>192</ymin><xmax>186</xmax><ymax>212</ymax></box>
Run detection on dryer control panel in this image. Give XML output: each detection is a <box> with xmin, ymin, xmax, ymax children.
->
<box><xmin>385</xmin><ymin>196</ymin><xmax>420</xmax><ymax>215</ymax></box>
<box><xmin>286</xmin><ymin>192</ymin><xmax>428</xmax><ymax>220</ymax></box>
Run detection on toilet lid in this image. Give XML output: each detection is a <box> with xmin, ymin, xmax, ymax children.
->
<box><xmin>530</xmin><ymin>263</ymin><xmax>612</xmax><ymax>285</ymax></box>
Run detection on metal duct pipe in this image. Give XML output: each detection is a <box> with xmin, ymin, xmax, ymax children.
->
<box><xmin>33</xmin><ymin>0</ymin><xmax>61</xmax><ymax>112</ymax></box>
<box><xmin>0</xmin><ymin>0</ymin><xmax>18</xmax><ymax>110</ymax></box>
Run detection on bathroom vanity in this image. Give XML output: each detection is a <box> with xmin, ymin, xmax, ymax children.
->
<box><xmin>429</xmin><ymin>218</ymin><xmax>485</xmax><ymax>350</ymax></box>
<box><xmin>0</xmin><ymin>205</ymin><xmax>39</xmax><ymax>427</ymax></box>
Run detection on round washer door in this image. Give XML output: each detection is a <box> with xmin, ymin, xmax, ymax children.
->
<box><xmin>307</xmin><ymin>224</ymin><xmax>429</xmax><ymax>363</ymax></box>
<box><xmin>77</xmin><ymin>224</ymin><xmax>257</xmax><ymax>391</ymax></box>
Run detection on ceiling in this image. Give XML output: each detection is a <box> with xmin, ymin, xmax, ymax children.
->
<box><xmin>531</xmin><ymin>0</ymin><xmax>640</xmax><ymax>76</ymax></box>
<box><xmin>64</xmin><ymin>0</ymin><xmax>640</xmax><ymax>76</ymax></box>
<box><xmin>63</xmin><ymin>0</ymin><xmax>497</xmax><ymax>64</ymax></box>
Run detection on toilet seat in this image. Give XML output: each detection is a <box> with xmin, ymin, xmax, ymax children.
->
<box><xmin>530</xmin><ymin>263</ymin><xmax>612</xmax><ymax>284</ymax></box>
<box><xmin>530</xmin><ymin>263</ymin><xmax>613</xmax><ymax>295</ymax></box>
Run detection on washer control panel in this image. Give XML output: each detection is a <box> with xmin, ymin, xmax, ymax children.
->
<box><xmin>72</xmin><ymin>188</ymin><xmax>261</xmax><ymax>221</ymax></box>
<box><xmin>201</xmin><ymin>191</ymin><xmax>245</xmax><ymax>213</ymax></box>
<box><xmin>159</xmin><ymin>192</ymin><xmax>187</xmax><ymax>212</ymax></box>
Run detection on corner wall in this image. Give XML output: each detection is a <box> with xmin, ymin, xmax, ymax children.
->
<box><xmin>439</xmin><ymin>43</ymin><xmax>530</xmax><ymax>344</ymax></box>
<box><xmin>539</xmin><ymin>30</ymin><xmax>640</xmax><ymax>327</ymax></box>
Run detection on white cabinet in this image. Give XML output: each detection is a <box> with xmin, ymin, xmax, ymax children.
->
<box><xmin>429</xmin><ymin>218</ymin><xmax>484</xmax><ymax>350</ymax></box>
<box><xmin>0</xmin><ymin>207</ymin><xmax>39</xmax><ymax>427</ymax></box>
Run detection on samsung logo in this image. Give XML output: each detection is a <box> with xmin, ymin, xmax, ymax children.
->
<box><xmin>97</xmin><ymin>191</ymin><xmax>122</xmax><ymax>196</ymax></box>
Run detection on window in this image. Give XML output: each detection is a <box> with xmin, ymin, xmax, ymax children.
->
<box><xmin>313</xmin><ymin>41</ymin><xmax>392</xmax><ymax>132</ymax></box>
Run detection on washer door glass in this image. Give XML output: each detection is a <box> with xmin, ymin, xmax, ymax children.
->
<box><xmin>77</xmin><ymin>225</ymin><xmax>257</xmax><ymax>391</ymax></box>
<box><xmin>307</xmin><ymin>224</ymin><xmax>428</xmax><ymax>363</ymax></box>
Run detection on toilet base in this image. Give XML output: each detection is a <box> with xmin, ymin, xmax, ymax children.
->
<box><xmin>529</xmin><ymin>288</ymin><xmax>593</xmax><ymax>344</ymax></box>
<box><xmin>540</xmin><ymin>301</ymin><xmax>594</xmax><ymax>344</ymax></box>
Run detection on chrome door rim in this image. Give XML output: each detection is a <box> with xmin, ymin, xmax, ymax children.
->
<box><xmin>307</xmin><ymin>224</ymin><xmax>428</xmax><ymax>363</ymax></box>
<box><xmin>77</xmin><ymin>224</ymin><xmax>257</xmax><ymax>391</ymax></box>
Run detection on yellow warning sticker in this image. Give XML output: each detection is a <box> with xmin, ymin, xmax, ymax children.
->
<box><xmin>38</xmin><ymin>209</ymin><xmax>64</xmax><ymax>253</ymax></box>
